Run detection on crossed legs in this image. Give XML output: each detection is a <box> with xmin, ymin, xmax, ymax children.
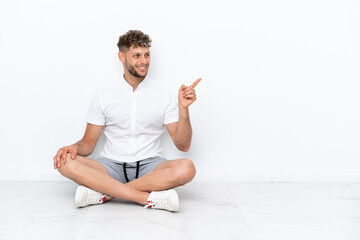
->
<box><xmin>57</xmin><ymin>154</ymin><xmax>196</xmax><ymax>205</ymax></box>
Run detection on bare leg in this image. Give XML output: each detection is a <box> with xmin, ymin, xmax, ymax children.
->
<box><xmin>126</xmin><ymin>158</ymin><xmax>196</xmax><ymax>192</ymax></box>
<box><xmin>58</xmin><ymin>154</ymin><xmax>149</xmax><ymax>205</ymax></box>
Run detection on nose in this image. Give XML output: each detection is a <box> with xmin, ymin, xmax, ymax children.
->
<box><xmin>139</xmin><ymin>56</ymin><xmax>148</xmax><ymax>65</ymax></box>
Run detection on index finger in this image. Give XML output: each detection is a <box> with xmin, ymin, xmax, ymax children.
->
<box><xmin>190</xmin><ymin>78</ymin><xmax>202</xmax><ymax>89</ymax></box>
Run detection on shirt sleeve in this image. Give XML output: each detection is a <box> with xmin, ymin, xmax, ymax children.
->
<box><xmin>164</xmin><ymin>89</ymin><xmax>179</xmax><ymax>125</ymax></box>
<box><xmin>86</xmin><ymin>90</ymin><xmax>106</xmax><ymax>126</ymax></box>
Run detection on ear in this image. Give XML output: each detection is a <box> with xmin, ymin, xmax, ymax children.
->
<box><xmin>118</xmin><ymin>51</ymin><xmax>125</xmax><ymax>63</ymax></box>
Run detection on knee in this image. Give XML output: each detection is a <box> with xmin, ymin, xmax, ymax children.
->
<box><xmin>174</xmin><ymin>159</ymin><xmax>196</xmax><ymax>184</ymax></box>
<box><xmin>57</xmin><ymin>153</ymin><xmax>78</xmax><ymax>178</ymax></box>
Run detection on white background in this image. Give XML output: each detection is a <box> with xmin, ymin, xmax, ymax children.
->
<box><xmin>0</xmin><ymin>0</ymin><xmax>359</xmax><ymax>181</ymax></box>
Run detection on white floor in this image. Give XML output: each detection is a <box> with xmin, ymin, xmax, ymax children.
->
<box><xmin>1</xmin><ymin>181</ymin><xmax>359</xmax><ymax>240</ymax></box>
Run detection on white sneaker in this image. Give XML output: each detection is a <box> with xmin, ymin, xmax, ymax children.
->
<box><xmin>144</xmin><ymin>189</ymin><xmax>179</xmax><ymax>212</ymax></box>
<box><xmin>75</xmin><ymin>185</ymin><xmax>111</xmax><ymax>208</ymax></box>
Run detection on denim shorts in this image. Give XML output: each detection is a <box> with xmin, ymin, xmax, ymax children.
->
<box><xmin>95</xmin><ymin>156</ymin><xmax>167</xmax><ymax>183</ymax></box>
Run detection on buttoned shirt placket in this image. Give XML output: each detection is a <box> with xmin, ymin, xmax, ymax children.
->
<box><xmin>130</xmin><ymin>89</ymin><xmax>137</xmax><ymax>162</ymax></box>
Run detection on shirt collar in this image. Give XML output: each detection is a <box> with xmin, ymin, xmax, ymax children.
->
<box><xmin>120</xmin><ymin>75</ymin><xmax>149</xmax><ymax>92</ymax></box>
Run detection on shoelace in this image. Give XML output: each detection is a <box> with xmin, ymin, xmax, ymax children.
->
<box><xmin>144</xmin><ymin>193</ymin><xmax>168</xmax><ymax>209</ymax></box>
<box><xmin>144</xmin><ymin>201</ymin><xmax>155</xmax><ymax>209</ymax></box>
<box><xmin>86</xmin><ymin>191</ymin><xmax>110</xmax><ymax>204</ymax></box>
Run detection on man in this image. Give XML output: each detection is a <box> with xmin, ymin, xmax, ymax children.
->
<box><xmin>53</xmin><ymin>30</ymin><xmax>201</xmax><ymax>212</ymax></box>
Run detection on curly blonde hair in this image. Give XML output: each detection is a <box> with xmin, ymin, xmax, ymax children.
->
<box><xmin>117</xmin><ymin>30</ymin><xmax>152</xmax><ymax>52</ymax></box>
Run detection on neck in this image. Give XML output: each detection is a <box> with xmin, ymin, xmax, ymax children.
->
<box><xmin>123</xmin><ymin>72</ymin><xmax>145</xmax><ymax>91</ymax></box>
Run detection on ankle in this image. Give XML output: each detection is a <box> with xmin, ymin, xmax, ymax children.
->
<box><xmin>138</xmin><ymin>192</ymin><xmax>150</xmax><ymax>205</ymax></box>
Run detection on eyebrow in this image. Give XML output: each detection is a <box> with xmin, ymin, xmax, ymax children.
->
<box><xmin>132</xmin><ymin>52</ymin><xmax>150</xmax><ymax>56</ymax></box>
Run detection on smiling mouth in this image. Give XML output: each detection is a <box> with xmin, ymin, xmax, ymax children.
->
<box><xmin>137</xmin><ymin>65</ymin><xmax>148</xmax><ymax>72</ymax></box>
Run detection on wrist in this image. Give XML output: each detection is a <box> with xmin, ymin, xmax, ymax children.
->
<box><xmin>179</xmin><ymin>105</ymin><xmax>189</xmax><ymax>118</ymax></box>
<box><xmin>72</xmin><ymin>143</ymin><xmax>80</xmax><ymax>152</ymax></box>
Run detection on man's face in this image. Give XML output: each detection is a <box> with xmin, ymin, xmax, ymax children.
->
<box><xmin>122</xmin><ymin>46</ymin><xmax>150</xmax><ymax>79</ymax></box>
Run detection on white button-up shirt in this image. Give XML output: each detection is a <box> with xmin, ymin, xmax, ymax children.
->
<box><xmin>86</xmin><ymin>77</ymin><xmax>179</xmax><ymax>163</ymax></box>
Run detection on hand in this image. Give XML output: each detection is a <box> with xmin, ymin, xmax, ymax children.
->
<box><xmin>179</xmin><ymin>78</ymin><xmax>202</xmax><ymax>109</ymax></box>
<box><xmin>53</xmin><ymin>145</ymin><xmax>77</xmax><ymax>169</ymax></box>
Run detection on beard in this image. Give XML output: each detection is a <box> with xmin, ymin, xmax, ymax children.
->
<box><xmin>125</xmin><ymin>59</ymin><xmax>148</xmax><ymax>78</ymax></box>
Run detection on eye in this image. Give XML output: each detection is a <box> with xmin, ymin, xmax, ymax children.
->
<box><xmin>133</xmin><ymin>54</ymin><xmax>140</xmax><ymax>58</ymax></box>
<box><xmin>145</xmin><ymin>53</ymin><xmax>150</xmax><ymax>57</ymax></box>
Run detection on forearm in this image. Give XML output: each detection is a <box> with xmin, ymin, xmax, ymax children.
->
<box><xmin>72</xmin><ymin>139</ymin><xmax>94</xmax><ymax>157</ymax></box>
<box><xmin>175</xmin><ymin>106</ymin><xmax>192</xmax><ymax>151</ymax></box>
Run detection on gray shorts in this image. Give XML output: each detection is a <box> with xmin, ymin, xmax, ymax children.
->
<box><xmin>95</xmin><ymin>156</ymin><xmax>167</xmax><ymax>183</ymax></box>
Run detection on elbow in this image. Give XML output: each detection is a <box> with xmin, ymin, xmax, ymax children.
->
<box><xmin>174</xmin><ymin>137</ymin><xmax>191</xmax><ymax>152</ymax></box>
<box><xmin>81</xmin><ymin>140</ymin><xmax>96</xmax><ymax>156</ymax></box>
<box><xmin>177</xmin><ymin>144</ymin><xmax>190</xmax><ymax>152</ymax></box>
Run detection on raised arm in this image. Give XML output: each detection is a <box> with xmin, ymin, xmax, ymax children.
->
<box><xmin>53</xmin><ymin>123</ymin><xmax>104</xmax><ymax>169</ymax></box>
<box><xmin>166</xmin><ymin>78</ymin><xmax>201</xmax><ymax>152</ymax></box>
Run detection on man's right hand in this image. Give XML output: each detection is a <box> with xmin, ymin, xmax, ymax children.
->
<box><xmin>53</xmin><ymin>145</ymin><xmax>78</xmax><ymax>169</ymax></box>
<box><xmin>53</xmin><ymin>124</ymin><xmax>103</xmax><ymax>170</ymax></box>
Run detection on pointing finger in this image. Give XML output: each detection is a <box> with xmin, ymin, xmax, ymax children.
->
<box><xmin>190</xmin><ymin>78</ymin><xmax>202</xmax><ymax>89</ymax></box>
